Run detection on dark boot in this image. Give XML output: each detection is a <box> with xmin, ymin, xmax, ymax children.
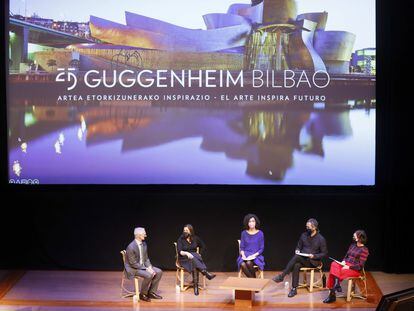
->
<box><xmin>333</xmin><ymin>277</ymin><xmax>342</xmax><ymax>292</ymax></box>
<box><xmin>192</xmin><ymin>270</ymin><xmax>199</xmax><ymax>296</ymax></box>
<box><xmin>272</xmin><ymin>273</ymin><xmax>285</xmax><ymax>283</ymax></box>
<box><xmin>201</xmin><ymin>270</ymin><xmax>216</xmax><ymax>280</ymax></box>
<box><xmin>288</xmin><ymin>287</ymin><xmax>297</xmax><ymax>298</ymax></box>
<box><xmin>323</xmin><ymin>289</ymin><xmax>336</xmax><ymax>303</ymax></box>
<box><xmin>139</xmin><ymin>293</ymin><xmax>151</xmax><ymax>302</ymax></box>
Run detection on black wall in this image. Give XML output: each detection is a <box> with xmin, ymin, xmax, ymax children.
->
<box><xmin>1</xmin><ymin>0</ymin><xmax>412</xmax><ymax>274</ymax></box>
<box><xmin>0</xmin><ymin>188</ymin><xmax>407</xmax><ymax>273</ymax></box>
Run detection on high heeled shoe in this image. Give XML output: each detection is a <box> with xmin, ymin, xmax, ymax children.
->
<box><xmin>201</xmin><ymin>270</ymin><xmax>216</xmax><ymax>280</ymax></box>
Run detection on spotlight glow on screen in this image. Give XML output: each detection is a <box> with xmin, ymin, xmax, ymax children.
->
<box><xmin>7</xmin><ymin>0</ymin><xmax>376</xmax><ymax>185</ymax></box>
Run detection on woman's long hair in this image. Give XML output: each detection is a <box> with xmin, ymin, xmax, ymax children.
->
<box><xmin>184</xmin><ymin>224</ymin><xmax>195</xmax><ymax>241</ymax></box>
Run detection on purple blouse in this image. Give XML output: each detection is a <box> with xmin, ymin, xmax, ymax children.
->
<box><xmin>237</xmin><ymin>230</ymin><xmax>265</xmax><ymax>270</ymax></box>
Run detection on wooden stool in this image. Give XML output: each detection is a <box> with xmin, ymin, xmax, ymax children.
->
<box><xmin>120</xmin><ymin>250</ymin><xmax>142</xmax><ymax>300</ymax></box>
<box><xmin>338</xmin><ymin>268</ymin><xmax>368</xmax><ymax>302</ymax></box>
<box><xmin>298</xmin><ymin>263</ymin><xmax>324</xmax><ymax>292</ymax></box>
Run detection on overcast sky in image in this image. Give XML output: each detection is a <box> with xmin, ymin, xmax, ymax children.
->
<box><xmin>10</xmin><ymin>0</ymin><xmax>375</xmax><ymax>50</ymax></box>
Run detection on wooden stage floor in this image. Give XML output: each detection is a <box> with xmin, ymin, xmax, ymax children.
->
<box><xmin>0</xmin><ymin>270</ymin><xmax>406</xmax><ymax>310</ymax></box>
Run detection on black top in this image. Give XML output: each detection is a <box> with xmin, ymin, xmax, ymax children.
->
<box><xmin>177</xmin><ymin>234</ymin><xmax>206</xmax><ymax>258</ymax></box>
<box><xmin>296</xmin><ymin>232</ymin><xmax>328</xmax><ymax>261</ymax></box>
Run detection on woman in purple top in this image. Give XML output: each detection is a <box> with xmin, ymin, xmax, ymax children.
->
<box><xmin>237</xmin><ymin>214</ymin><xmax>265</xmax><ymax>278</ymax></box>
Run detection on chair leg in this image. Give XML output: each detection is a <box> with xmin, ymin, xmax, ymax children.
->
<box><xmin>134</xmin><ymin>278</ymin><xmax>140</xmax><ymax>300</ymax></box>
<box><xmin>176</xmin><ymin>269</ymin><xmax>179</xmax><ymax>287</ymax></box>
<box><xmin>310</xmin><ymin>269</ymin><xmax>315</xmax><ymax>292</ymax></box>
<box><xmin>120</xmin><ymin>276</ymin><xmax>125</xmax><ymax>297</ymax></box>
<box><xmin>180</xmin><ymin>269</ymin><xmax>184</xmax><ymax>291</ymax></box>
<box><xmin>357</xmin><ymin>277</ymin><xmax>367</xmax><ymax>299</ymax></box>
<box><xmin>303</xmin><ymin>271</ymin><xmax>308</xmax><ymax>288</ymax></box>
<box><xmin>347</xmin><ymin>279</ymin><xmax>353</xmax><ymax>302</ymax></box>
<box><xmin>318</xmin><ymin>270</ymin><xmax>324</xmax><ymax>288</ymax></box>
<box><xmin>363</xmin><ymin>278</ymin><xmax>368</xmax><ymax>298</ymax></box>
<box><xmin>121</xmin><ymin>275</ymin><xmax>136</xmax><ymax>298</ymax></box>
<box><xmin>351</xmin><ymin>278</ymin><xmax>367</xmax><ymax>300</ymax></box>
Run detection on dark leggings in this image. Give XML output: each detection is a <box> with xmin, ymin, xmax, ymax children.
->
<box><xmin>282</xmin><ymin>255</ymin><xmax>315</xmax><ymax>288</ymax></box>
<box><xmin>241</xmin><ymin>260</ymin><xmax>257</xmax><ymax>278</ymax></box>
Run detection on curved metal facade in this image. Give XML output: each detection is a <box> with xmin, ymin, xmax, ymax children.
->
<box><xmin>314</xmin><ymin>31</ymin><xmax>356</xmax><ymax>74</ymax></box>
<box><xmin>296</xmin><ymin>12</ymin><xmax>328</xmax><ymax>31</ymax></box>
<box><xmin>288</xmin><ymin>19</ymin><xmax>326</xmax><ymax>71</ymax></box>
<box><xmin>90</xmin><ymin>15</ymin><xmax>251</xmax><ymax>52</ymax></box>
<box><xmin>87</xmin><ymin>2</ymin><xmax>357</xmax><ymax>73</ymax></box>
<box><xmin>235</xmin><ymin>2</ymin><xmax>264</xmax><ymax>24</ymax></box>
<box><xmin>203</xmin><ymin>13</ymin><xmax>250</xmax><ymax>30</ymax></box>
<box><xmin>262</xmin><ymin>0</ymin><xmax>297</xmax><ymax>24</ymax></box>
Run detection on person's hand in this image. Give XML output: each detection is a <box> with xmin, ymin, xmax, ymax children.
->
<box><xmin>187</xmin><ymin>252</ymin><xmax>194</xmax><ymax>259</ymax></box>
<box><xmin>309</xmin><ymin>254</ymin><xmax>314</xmax><ymax>259</ymax></box>
<box><xmin>341</xmin><ymin>261</ymin><xmax>346</xmax><ymax>266</ymax></box>
<box><xmin>342</xmin><ymin>265</ymin><xmax>350</xmax><ymax>270</ymax></box>
<box><xmin>295</xmin><ymin>249</ymin><xmax>300</xmax><ymax>254</ymax></box>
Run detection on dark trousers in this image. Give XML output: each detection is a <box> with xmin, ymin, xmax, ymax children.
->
<box><xmin>135</xmin><ymin>266</ymin><xmax>163</xmax><ymax>295</ymax></box>
<box><xmin>179</xmin><ymin>253</ymin><xmax>207</xmax><ymax>286</ymax></box>
<box><xmin>189</xmin><ymin>253</ymin><xmax>207</xmax><ymax>271</ymax></box>
<box><xmin>179</xmin><ymin>253</ymin><xmax>207</xmax><ymax>272</ymax></box>
<box><xmin>282</xmin><ymin>255</ymin><xmax>316</xmax><ymax>288</ymax></box>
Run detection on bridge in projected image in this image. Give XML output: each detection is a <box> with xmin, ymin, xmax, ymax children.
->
<box><xmin>8</xmin><ymin>17</ymin><xmax>95</xmax><ymax>71</ymax></box>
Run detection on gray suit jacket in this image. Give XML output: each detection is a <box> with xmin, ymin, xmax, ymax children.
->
<box><xmin>125</xmin><ymin>240</ymin><xmax>152</xmax><ymax>278</ymax></box>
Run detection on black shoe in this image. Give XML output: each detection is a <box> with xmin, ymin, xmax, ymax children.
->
<box><xmin>192</xmin><ymin>270</ymin><xmax>199</xmax><ymax>296</ymax></box>
<box><xmin>323</xmin><ymin>292</ymin><xmax>336</xmax><ymax>303</ymax></box>
<box><xmin>334</xmin><ymin>284</ymin><xmax>342</xmax><ymax>293</ymax></box>
<box><xmin>272</xmin><ymin>274</ymin><xmax>285</xmax><ymax>283</ymax></box>
<box><xmin>288</xmin><ymin>287</ymin><xmax>297</xmax><ymax>298</ymax></box>
<box><xmin>333</xmin><ymin>277</ymin><xmax>342</xmax><ymax>292</ymax></box>
<box><xmin>148</xmin><ymin>292</ymin><xmax>163</xmax><ymax>299</ymax></box>
<box><xmin>139</xmin><ymin>293</ymin><xmax>151</xmax><ymax>302</ymax></box>
<box><xmin>201</xmin><ymin>270</ymin><xmax>216</xmax><ymax>280</ymax></box>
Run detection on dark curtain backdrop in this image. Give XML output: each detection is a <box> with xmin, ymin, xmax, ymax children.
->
<box><xmin>1</xmin><ymin>0</ymin><xmax>412</xmax><ymax>273</ymax></box>
<box><xmin>0</xmin><ymin>188</ymin><xmax>411</xmax><ymax>273</ymax></box>
<box><xmin>0</xmin><ymin>190</ymin><xmax>385</xmax><ymax>272</ymax></box>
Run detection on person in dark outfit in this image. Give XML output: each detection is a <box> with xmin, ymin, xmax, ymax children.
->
<box><xmin>273</xmin><ymin>218</ymin><xmax>328</xmax><ymax>297</ymax></box>
<box><xmin>323</xmin><ymin>230</ymin><xmax>369</xmax><ymax>303</ymax></box>
<box><xmin>177</xmin><ymin>224</ymin><xmax>216</xmax><ymax>296</ymax></box>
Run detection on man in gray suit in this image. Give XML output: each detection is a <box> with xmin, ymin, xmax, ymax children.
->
<box><xmin>125</xmin><ymin>227</ymin><xmax>163</xmax><ymax>302</ymax></box>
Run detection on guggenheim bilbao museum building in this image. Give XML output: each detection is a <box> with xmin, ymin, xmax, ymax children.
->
<box><xmin>72</xmin><ymin>0</ymin><xmax>356</xmax><ymax>74</ymax></box>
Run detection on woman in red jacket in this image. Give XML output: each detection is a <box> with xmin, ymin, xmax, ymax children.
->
<box><xmin>323</xmin><ymin>230</ymin><xmax>369</xmax><ymax>303</ymax></box>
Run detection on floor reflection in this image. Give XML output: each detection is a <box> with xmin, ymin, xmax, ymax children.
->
<box><xmin>8</xmin><ymin>101</ymin><xmax>375</xmax><ymax>184</ymax></box>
